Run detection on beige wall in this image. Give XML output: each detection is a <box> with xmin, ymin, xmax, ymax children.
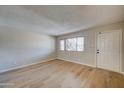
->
<box><xmin>57</xmin><ymin>22</ymin><xmax>124</xmax><ymax>73</ymax></box>
<box><xmin>0</xmin><ymin>27</ymin><xmax>56</xmax><ymax>73</ymax></box>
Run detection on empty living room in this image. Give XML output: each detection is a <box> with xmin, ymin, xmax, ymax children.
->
<box><xmin>0</xmin><ymin>5</ymin><xmax>124</xmax><ymax>89</ymax></box>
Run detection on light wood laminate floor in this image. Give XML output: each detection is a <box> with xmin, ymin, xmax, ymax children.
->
<box><xmin>0</xmin><ymin>59</ymin><xmax>124</xmax><ymax>88</ymax></box>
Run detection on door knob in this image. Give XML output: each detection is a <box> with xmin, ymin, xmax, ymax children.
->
<box><xmin>97</xmin><ymin>51</ymin><xmax>99</xmax><ymax>54</ymax></box>
<box><xmin>97</xmin><ymin>50</ymin><xmax>99</xmax><ymax>54</ymax></box>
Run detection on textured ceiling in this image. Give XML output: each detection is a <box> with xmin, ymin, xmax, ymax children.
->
<box><xmin>0</xmin><ymin>6</ymin><xmax>124</xmax><ymax>36</ymax></box>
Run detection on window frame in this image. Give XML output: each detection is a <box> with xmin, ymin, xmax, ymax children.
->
<box><xmin>60</xmin><ymin>39</ymin><xmax>65</xmax><ymax>51</ymax></box>
<box><xmin>59</xmin><ymin>37</ymin><xmax>84</xmax><ymax>52</ymax></box>
<box><xmin>65</xmin><ymin>37</ymin><xmax>77</xmax><ymax>51</ymax></box>
<box><xmin>76</xmin><ymin>37</ymin><xmax>84</xmax><ymax>51</ymax></box>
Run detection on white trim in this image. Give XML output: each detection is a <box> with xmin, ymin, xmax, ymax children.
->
<box><xmin>120</xmin><ymin>71</ymin><xmax>124</xmax><ymax>75</ymax></box>
<box><xmin>119</xmin><ymin>30</ymin><xmax>122</xmax><ymax>73</ymax></box>
<box><xmin>95</xmin><ymin>31</ymin><xmax>100</xmax><ymax>69</ymax></box>
<box><xmin>57</xmin><ymin>58</ymin><xmax>124</xmax><ymax>75</ymax></box>
<box><xmin>57</xmin><ymin>58</ymin><xmax>96</xmax><ymax>68</ymax></box>
<box><xmin>0</xmin><ymin>58</ymin><xmax>56</xmax><ymax>74</ymax></box>
<box><xmin>95</xmin><ymin>29</ymin><xmax>122</xmax><ymax>73</ymax></box>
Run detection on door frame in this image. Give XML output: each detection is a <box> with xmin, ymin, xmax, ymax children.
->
<box><xmin>95</xmin><ymin>29</ymin><xmax>122</xmax><ymax>73</ymax></box>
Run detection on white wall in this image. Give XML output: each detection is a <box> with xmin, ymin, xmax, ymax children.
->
<box><xmin>0</xmin><ymin>27</ymin><xmax>56</xmax><ymax>72</ymax></box>
<box><xmin>57</xmin><ymin>30</ymin><xmax>95</xmax><ymax>67</ymax></box>
<box><xmin>57</xmin><ymin>22</ymin><xmax>124</xmax><ymax>73</ymax></box>
<box><xmin>0</xmin><ymin>22</ymin><xmax>123</xmax><ymax>73</ymax></box>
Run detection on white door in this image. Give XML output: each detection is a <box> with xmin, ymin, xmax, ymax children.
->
<box><xmin>97</xmin><ymin>30</ymin><xmax>121</xmax><ymax>72</ymax></box>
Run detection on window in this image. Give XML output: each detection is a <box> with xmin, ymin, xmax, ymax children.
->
<box><xmin>66</xmin><ymin>38</ymin><xmax>77</xmax><ymax>51</ymax></box>
<box><xmin>60</xmin><ymin>40</ymin><xmax>65</xmax><ymax>50</ymax></box>
<box><xmin>59</xmin><ymin>37</ymin><xmax>84</xmax><ymax>51</ymax></box>
<box><xmin>77</xmin><ymin>37</ymin><xmax>84</xmax><ymax>51</ymax></box>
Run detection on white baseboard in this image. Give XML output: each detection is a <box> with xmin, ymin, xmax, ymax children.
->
<box><xmin>57</xmin><ymin>58</ymin><xmax>124</xmax><ymax>75</ymax></box>
<box><xmin>120</xmin><ymin>71</ymin><xmax>124</xmax><ymax>75</ymax></box>
<box><xmin>1</xmin><ymin>58</ymin><xmax>124</xmax><ymax>75</ymax></box>
<box><xmin>57</xmin><ymin>58</ymin><xmax>96</xmax><ymax>68</ymax></box>
<box><xmin>0</xmin><ymin>58</ymin><xmax>56</xmax><ymax>74</ymax></box>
